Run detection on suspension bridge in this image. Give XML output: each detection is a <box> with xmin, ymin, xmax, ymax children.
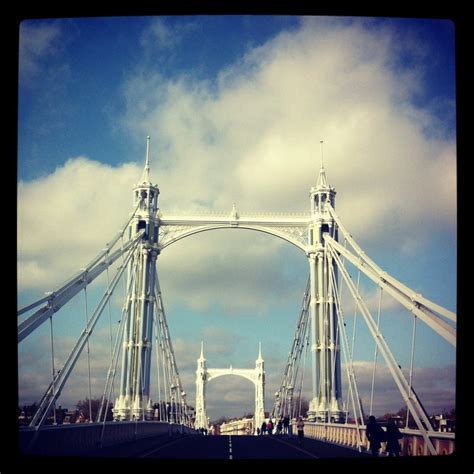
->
<box><xmin>17</xmin><ymin>137</ymin><xmax>456</xmax><ymax>459</ymax></box>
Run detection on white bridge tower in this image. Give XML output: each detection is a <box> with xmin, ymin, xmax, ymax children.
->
<box><xmin>113</xmin><ymin>137</ymin><xmax>161</xmax><ymax>420</ymax></box>
<box><xmin>306</xmin><ymin>144</ymin><xmax>344</xmax><ymax>422</ymax></box>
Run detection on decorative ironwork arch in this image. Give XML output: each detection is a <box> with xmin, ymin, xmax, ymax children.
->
<box><xmin>158</xmin><ymin>213</ymin><xmax>311</xmax><ymax>253</ymax></box>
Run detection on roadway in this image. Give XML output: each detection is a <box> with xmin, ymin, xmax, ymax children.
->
<box><xmin>87</xmin><ymin>434</ymin><xmax>370</xmax><ymax>460</ymax></box>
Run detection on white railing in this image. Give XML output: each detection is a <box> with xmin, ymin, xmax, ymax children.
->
<box><xmin>301</xmin><ymin>422</ymin><xmax>455</xmax><ymax>456</ymax></box>
<box><xmin>159</xmin><ymin>210</ymin><xmax>311</xmax><ymax>219</ymax></box>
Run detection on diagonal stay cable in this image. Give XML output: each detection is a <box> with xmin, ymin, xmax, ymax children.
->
<box><xmin>28</xmin><ymin>235</ymin><xmax>141</xmax><ymax>435</ymax></box>
<box><xmin>18</xmin><ymin>200</ymin><xmax>142</xmax><ymax>317</ymax></box>
<box><xmin>18</xmin><ymin>230</ymin><xmax>145</xmax><ymax>343</ymax></box>
<box><xmin>326</xmin><ymin>239</ymin><xmax>438</xmax><ymax>455</ymax></box>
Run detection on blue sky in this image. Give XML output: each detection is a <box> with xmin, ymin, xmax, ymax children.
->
<box><xmin>18</xmin><ymin>15</ymin><xmax>456</xmax><ymax>421</ymax></box>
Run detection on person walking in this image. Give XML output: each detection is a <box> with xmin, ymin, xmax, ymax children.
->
<box><xmin>277</xmin><ymin>418</ymin><xmax>283</xmax><ymax>435</ymax></box>
<box><xmin>283</xmin><ymin>415</ymin><xmax>290</xmax><ymax>435</ymax></box>
<box><xmin>385</xmin><ymin>419</ymin><xmax>403</xmax><ymax>457</ymax></box>
<box><xmin>365</xmin><ymin>415</ymin><xmax>386</xmax><ymax>457</ymax></box>
<box><xmin>296</xmin><ymin>417</ymin><xmax>305</xmax><ymax>445</ymax></box>
<box><xmin>267</xmin><ymin>418</ymin><xmax>274</xmax><ymax>435</ymax></box>
<box><xmin>260</xmin><ymin>420</ymin><xmax>267</xmax><ymax>436</ymax></box>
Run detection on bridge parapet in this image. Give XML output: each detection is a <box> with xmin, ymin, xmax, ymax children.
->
<box><xmin>302</xmin><ymin>422</ymin><xmax>455</xmax><ymax>456</ymax></box>
<box><xmin>19</xmin><ymin>421</ymin><xmax>197</xmax><ymax>456</ymax></box>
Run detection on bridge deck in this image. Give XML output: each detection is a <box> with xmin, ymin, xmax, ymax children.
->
<box><xmin>82</xmin><ymin>434</ymin><xmax>369</xmax><ymax>460</ymax></box>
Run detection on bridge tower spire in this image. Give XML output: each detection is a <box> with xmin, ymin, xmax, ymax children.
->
<box><xmin>113</xmin><ymin>136</ymin><xmax>161</xmax><ymax>421</ymax></box>
<box><xmin>254</xmin><ymin>343</ymin><xmax>265</xmax><ymax>431</ymax></box>
<box><xmin>195</xmin><ymin>341</ymin><xmax>208</xmax><ymax>430</ymax></box>
<box><xmin>307</xmin><ymin>142</ymin><xmax>344</xmax><ymax>422</ymax></box>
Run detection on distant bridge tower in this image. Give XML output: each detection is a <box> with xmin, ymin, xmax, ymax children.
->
<box><xmin>306</xmin><ymin>144</ymin><xmax>344</xmax><ymax>422</ymax></box>
<box><xmin>195</xmin><ymin>343</ymin><xmax>265</xmax><ymax>432</ymax></box>
<box><xmin>114</xmin><ymin>136</ymin><xmax>161</xmax><ymax>421</ymax></box>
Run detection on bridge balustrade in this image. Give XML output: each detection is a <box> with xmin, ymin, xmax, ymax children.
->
<box><xmin>19</xmin><ymin>421</ymin><xmax>197</xmax><ymax>456</ymax></box>
<box><xmin>299</xmin><ymin>422</ymin><xmax>454</xmax><ymax>456</ymax></box>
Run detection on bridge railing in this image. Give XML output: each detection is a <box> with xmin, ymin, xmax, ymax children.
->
<box><xmin>301</xmin><ymin>422</ymin><xmax>455</xmax><ymax>456</ymax></box>
<box><xmin>19</xmin><ymin>421</ymin><xmax>197</xmax><ymax>456</ymax></box>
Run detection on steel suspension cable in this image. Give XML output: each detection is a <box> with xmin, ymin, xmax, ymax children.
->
<box><xmin>406</xmin><ymin>315</ymin><xmax>417</xmax><ymax>428</ymax></box>
<box><xmin>140</xmin><ymin>354</ymin><xmax>146</xmax><ymax>421</ymax></box>
<box><xmin>323</xmin><ymin>246</ymin><xmax>329</xmax><ymax>422</ymax></box>
<box><xmin>153</xmin><ymin>305</ymin><xmax>165</xmax><ymax>420</ymax></box>
<box><xmin>326</xmin><ymin>247</ymin><xmax>337</xmax><ymax>422</ymax></box>
<box><xmin>326</xmin><ymin>240</ymin><xmax>437</xmax><ymax>455</ymax></box>
<box><xmin>351</xmin><ymin>270</ymin><xmax>361</xmax><ymax>359</ymax></box>
<box><xmin>155</xmin><ymin>276</ymin><xmax>186</xmax><ymax>424</ymax></box>
<box><xmin>155</xmin><ymin>297</ymin><xmax>170</xmax><ymax>422</ymax></box>
<box><xmin>83</xmin><ymin>287</ymin><xmax>93</xmax><ymax>422</ymax></box>
<box><xmin>290</xmin><ymin>287</ymin><xmax>311</xmax><ymax>419</ymax></box>
<box><xmin>28</xmin><ymin>237</ymin><xmax>140</xmax><ymax>430</ymax></box>
<box><xmin>105</xmin><ymin>255</ymin><xmax>115</xmax><ymax>402</ymax></box>
<box><xmin>296</xmin><ymin>328</ymin><xmax>310</xmax><ymax>419</ymax></box>
<box><xmin>160</xmin><ymin>330</ymin><xmax>170</xmax><ymax>422</ymax></box>
<box><xmin>326</xmin><ymin>205</ymin><xmax>456</xmax><ymax>325</ymax></box>
<box><xmin>345</xmin><ymin>269</ymin><xmax>360</xmax><ymax>414</ymax></box>
<box><xmin>329</xmin><ymin>279</ymin><xmax>342</xmax><ymax>420</ymax></box>
<box><xmin>272</xmin><ymin>277</ymin><xmax>310</xmax><ymax>419</ymax></box>
<box><xmin>337</xmin><ymin>237</ymin><xmax>348</xmax><ymax>296</ymax></box>
<box><xmin>369</xmin><ymin>287</ymin><xmax>383</xmax><ymax>416</ymax></box>
<box><xmin>49</xmin><ymin>316</ymin><xmax>57</xmax><ymax>425</ymax></box>
<box><xmin>98</xmin><ymin>312</ymin><xmax>129</xmax><ymax>447</ymax></box>
<box><xmin>18</xmin><ymin>230</ymin><xmax>145</xmax><ymax>343</ymax></box>
<box><xmin>329</xmin><ymin>258</ymin><xmax>364</xmax><ymax>450</ymax></box>
<box><xmin>97</xmin><ymin>312</ymin><xmax>127</xmax><ymax>423</ymax></box>
<box><xmin>97</xmin><ymin>255</ymin><xmax>139</xmax><ymax>422</ymax></box>
<box><xmin>18</xmin><ymin>200</ymin><xmax>143</xmax><ymax>318</ymax></box>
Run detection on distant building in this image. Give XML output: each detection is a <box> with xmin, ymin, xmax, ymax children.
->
<box><xmin>209</xmin><ymin>424</ymin><xmax>220</xmax><ymax>435</ymax></box>
<box><xmin>220</xmin><ymin>417</ymin><xmax>254</xmax><ymax>435</ymax></box>
<box><xmin>388</xmin><ymin>415</ymin><xmax>404</xmax><ymax>427</ymax></box>
<box><xmin>430</xmin><ymin>414</ymin><xmax>455</xmax><ymax>432</ymax></box>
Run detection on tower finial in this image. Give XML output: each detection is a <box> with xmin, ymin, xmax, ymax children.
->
<box><xmin>320</xmin><ymin>140</ymin><xmax>324</xmax><ymax>170</ymax></box>
<box><xmin>257</xmin><ymin>342</ymin><xmax>263</xmax><ymax>361</ymax></box>
<box><xmin>142</xmin><ymin>135</ymin><xmax>151</xmax><ymax>183</ymax></box>
<box><xmin>200</xmin><ymin>340</ymin><xmax>204</xmax><ymax>359</ymax></box>
<box><xmin>317</xmin><ymin>140</ymin><xmax>328</xmax><ymax>188</ymax></box>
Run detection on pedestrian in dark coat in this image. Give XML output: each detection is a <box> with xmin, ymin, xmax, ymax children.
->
<box><xmin>366</xmin><ymin>416</ymin><xmax>386</xmax><ymax>457</ymax></box>
<box><xmin>385</xmin><ymin>420</ymin><xmax>403</xmax><ymax>456</ymax></box>
<box><xmin>283</xmin><ymin>415</ymin><xmax>290</xmax><ymax>434</ymax></box>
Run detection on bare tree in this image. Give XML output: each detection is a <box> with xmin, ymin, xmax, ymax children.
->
<box><xmin>76</xmin><ymin>398</ymin><xmax>113</xmax><ymax>422</ymax></box>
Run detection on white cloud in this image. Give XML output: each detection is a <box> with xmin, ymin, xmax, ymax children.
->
<box><xmin>341</xmin><ymin>361</ymin><xmax>455</xmax><ymax>416</ymax></box>
<box><xmin>121</xmin><ymin>18</ymin><xmax>456</xmax><ymax>252</ymax></box>
<box><xmin>18</xmin><ymin>157</ymin><xmax>141</xmax><ymax>290</ymax></box>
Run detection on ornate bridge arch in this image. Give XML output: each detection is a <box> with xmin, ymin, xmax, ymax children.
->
<box><xmin>207</xmin><ymin>367</ymin><xmax>257</xmax><ymax>385</ymax></box>
<box><xmin>157</xmin><ymin>208</ymin><xmax>312</xmax><ymax>253</ymax></box>
<box><xmin>195</xmin><ymin>344</ymin><xmax>265</xmax><ymax>433</ymax></box>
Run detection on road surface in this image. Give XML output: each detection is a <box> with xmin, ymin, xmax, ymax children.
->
<box><xmin>88</xmin><ymin>434</ymin><xmax>369</xmax><ymax>460</ymax></box>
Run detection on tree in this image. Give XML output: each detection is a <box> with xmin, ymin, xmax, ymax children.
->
<box><xmin>291</xmin><ymin>396</ymin><xmax>309</xmax><ymax>418</ymax></box>
<box><xmin>76</xmin><ymin>398</ymin><xmax>113</xmax><ymax>422</ymax></box>
<box><xmin>212</xmin><ymin>416</ymin><xmax>230</xmax><ymax>425</ymax></box>
<box><xmin>443</xmin><ymin>407</ymin><xmax>455</xmax><ymax>419</ymax></box>
<box><xmin>379</xmin><ymin>406</ymin><xmax>417</xmax><ymax>428</ymax></box>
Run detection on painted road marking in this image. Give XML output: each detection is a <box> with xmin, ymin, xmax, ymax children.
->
<box><xmin>270</xmin><ymin>436</ymin><xmax>320</xmax><ymax>459</ymax></box>
<box><xmin>139</xmin><ymin>436</ymin><xmax>188</xmax><ymax>458</ymax></box>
